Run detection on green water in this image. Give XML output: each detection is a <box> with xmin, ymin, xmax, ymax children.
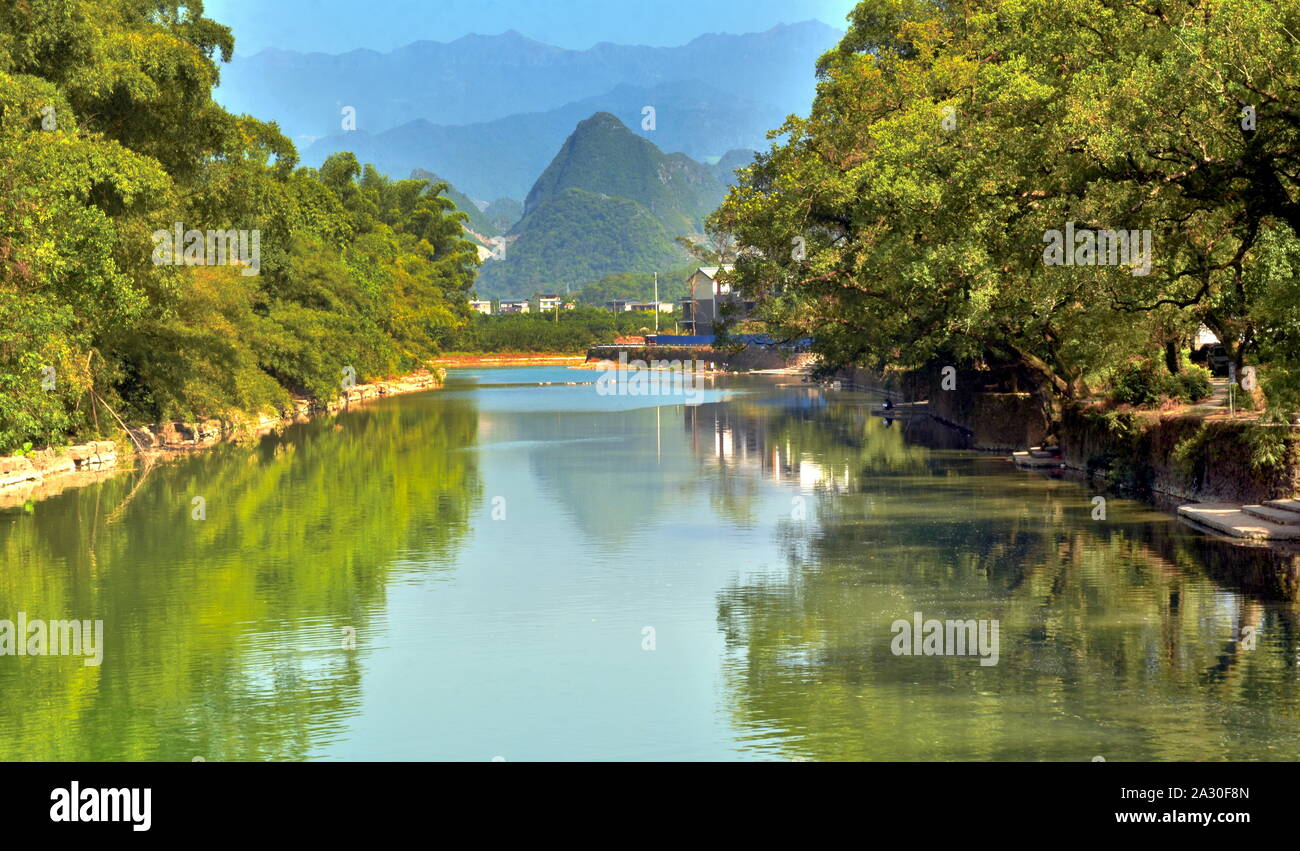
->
<box><xmin>2</xmin><ymin>366</ymin><xmax>1298</xmax><ymax>761</ymax></box>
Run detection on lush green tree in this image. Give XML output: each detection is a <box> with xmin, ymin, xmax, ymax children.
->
<box><xmin>0</xmin><ymin>0</ymin><xmax>480</xmax><ymax>451</ymax></box>
<box><xmin>712</xmin><ymin>0</ymin><xmax>1300</xmax><ymax>415</ymax></box>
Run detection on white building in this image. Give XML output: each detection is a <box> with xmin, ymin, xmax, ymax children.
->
<box><xmin>682</xmin><ymin>265</ymin><xmax>737</xmax><ymax>334</ymax></box>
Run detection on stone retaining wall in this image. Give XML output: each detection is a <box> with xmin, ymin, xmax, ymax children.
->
<box><xmin>0</xmin><ymin>440</ymin><xmax>119</xmax><ymax>489</ymax></box>
<box><xmin>1061</xmin><ymin>407</ymin><xmax>1300</xmax><ymax>504</ymax></box>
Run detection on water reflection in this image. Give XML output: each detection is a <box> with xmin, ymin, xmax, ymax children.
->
<box><xmin>701</xmin><ymin>393</ymin><xmax>1300</xmax><ymax>761</ymax></box>
<box><xmin>0</xmin><ymin>396</ymin><xmax>480</xmax><ymax>760</ymax></box>
<box><xmin>1</xmin><ymin>371</ymin><xmax>1298</xmax><ymax>761</ymax></box>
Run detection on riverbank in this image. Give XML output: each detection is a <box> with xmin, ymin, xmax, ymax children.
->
<box><xmin>824</xmin><ymin>362</ymin><xmax>1300</xmax><ymax>543</ymax></box>
<box><xmin>837</xmin><ymin>362</ymin><xmax>1296</xmax><ymax>487</ymax></box>
<box><xmin>0</xmin><ymin>368</ymin><xmax>445</xmax><ymax>510</ymax></box>
<box><xmin>584</xmin><ymin>344</ymin><xmax>818</xmax><ymax>373</ymax></box>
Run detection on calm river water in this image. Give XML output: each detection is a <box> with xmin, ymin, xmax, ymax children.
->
<box><xmin>2</xmin><ymin>366</ymin><xmax>1299</xmax><ymax>760</ymax></box>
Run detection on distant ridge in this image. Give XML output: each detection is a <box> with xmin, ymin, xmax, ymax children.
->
<box><xmin>304</xmin><ymin>79</ymin><xmax>777</xmax><ymax>200</ymax></box>
<box><xmin>216</xmin><ymin>21</ymin><xmax>842</xmax><ymax>143</ymax></box>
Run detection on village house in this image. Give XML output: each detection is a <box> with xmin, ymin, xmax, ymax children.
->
<box><xmin>469</xmin><ymin>299</ymin><xmax>493</xmax><ymax>315</ymax></box>
<box><xmin>680</xmin><ymin>265</ymin><xmax>751</xmax><ymax>334</ymax></box>
<box><xmin>498</xmin><ymin>299</ymin><xmax>531</xmax><ymax>314</ymax></box>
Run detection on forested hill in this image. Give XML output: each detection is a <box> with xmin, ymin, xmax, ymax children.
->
<box><xmin>474</xmin><ymin>113</ymin><xmax>726</xmax><ymax>298</ymax></box>
<box><xmin>475</xmin><ymin>189</ymin><xmax>684</xmax><ymax>299</ymax></box>
<box><xmin>0</xmin><ymin>1</ymin><xmax>480</xmax><ymax>455</ymax></box>
<box><xmin>521</xmin><ymin>112</ymin><xmax>725</xmax><ymax>234</ymax></box>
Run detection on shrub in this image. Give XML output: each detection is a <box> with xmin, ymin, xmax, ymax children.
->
<box><xmin>1110</xmin><ymin>359</ymin><xmax>1167</xmax><ymax>406</ymax></box>
<box><xmin>1110</xmin><ymin>359</ymin><xmax>1213</xmax><ymax>406</ymax></box>
<box><xmin>1176</xmin><ymin>365</ymin><xmax>1213</xmax><ymax>402</ymax></box>
<box><xmin>1171</xmin><ymin>425</ymin><xmax>1211</xmax><ymax>485</ymax></box>
<box><xmin>1246</xmin><ymin>412</ymin><xmax>1293</xmax><ymax>472</ymax></box>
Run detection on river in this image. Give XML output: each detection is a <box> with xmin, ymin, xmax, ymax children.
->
<box><xmin>1</xmin><ymin>365</ymin><xmax>1298</xmax><ymax>760</ymax></box>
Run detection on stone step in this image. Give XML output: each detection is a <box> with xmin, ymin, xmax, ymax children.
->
<box><xmin>0</xmin><ymin>471</ymin><xmax>43</xmax><ymax>488</ymax></box>
<box><xmin>1263</xmin><ymin>498</ymin><xmax>1300</xmax><ymax>515</ymax></box>
<box><xmin>1243</xmin><ymin>504</ymin><xmax>1300</xmax><ymax>526</ymax></box>
<box><xmin>1012</xmin><ymin>451</ymin><xmax>1064</xmax><ymax>469</ymax></box>
<box><xmin>1178</xmin><ymin>503</ymin><xmax>1300</xmax><ymax>541</ymax></box>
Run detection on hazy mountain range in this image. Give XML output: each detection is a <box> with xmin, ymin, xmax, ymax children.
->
<box><xmin>214</xmin><ymin>21</ymin><xmax>840</xmax><ymax>298</ymax></box>
<box><xmin>216</xmin><ymin>22</ymin><xmax>838</xmax><ymax>200</ymax></box>
<box><xmin>303</xmin><ymin>79</ymin><xmax>780</xmax><ymax>201</ymax></box>
<box><xmin>216</xmin><ymin>21</ymin><xmax>839</xmax><ymax>140</ymax></box>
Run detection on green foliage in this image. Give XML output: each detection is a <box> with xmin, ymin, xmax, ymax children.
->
<box><xmin>1177</xmin><ymin>365</ymin><xmax>1214</xmax><ymax>404</ymax></box>
<box><xmin>575</xmin><ymin>266</ymin><xmax>694</xmax><ymax>306</ymax></box>
<box><xmin>711</xmin><ymin>0</ymin><xmax>1300</xmax><ymax>413</ymax></box>
<box><xmin>1089</xmin><ymin>408</ymin><xmax>1139</xmax><ymax>448</ymax></box>
<box><xmin>476</xmin><ymin>188</ymin><xmax>688</xmax><ymax>297</ymax></box>
<box><xmin>1171</xmin><ymin>426</ymin><xmax>1211</xmax><ymax>484</ymax></box>
<box><xmin>1252</xmin><ymin>227</ymin><xmax>1300</xmax><ymax>415</ymax></box>
<box><xmin>1110</xmin><ymin>360</ymin><xmax>1212</xmax><ymax>406</ymax></box>
<box><xmin>1245</xmin><ymin>414</ymin><xmax>1293</xmax><ymax>473</ymax></box>
<box><xmin>410</xmin><ymin>168</ymin><xmax>517</xmax><ymax>238</ymax></box>
<box><xmin>1107</xmin><ymin>358</ymin><xmax>1216</xmax><ymax>405</ymax></box>
<box><xmin>0</xmin><ymin>0</ymin><xmax>479</xmax><ymax>453</ymax></box>
<box><xmin>1109</xmin><ymin>361</ymin><xmax>1165</xmax><ymax>407</ymax></box>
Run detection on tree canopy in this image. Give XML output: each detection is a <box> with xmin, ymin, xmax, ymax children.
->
<box><xmin>711</xmin><ymin>0</ymin><xmax>1300</xmax><ymax>413</ymax></box>
<box><xmin>0</xmin><ymin>0</ymin><xmax>479</xmax><ymax>453</ymax></box>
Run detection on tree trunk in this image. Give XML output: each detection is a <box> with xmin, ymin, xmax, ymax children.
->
<box><xmin>1164</xmin><ymin>339</ymin><xmax>1181</xmax><ymax>375</ymax></box>
<box><xmin>1009</xmin><ymin>345</ymin><xmax>1072</xmax><ymax>398</ymax></box>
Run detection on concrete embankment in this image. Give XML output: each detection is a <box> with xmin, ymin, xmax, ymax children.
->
<box><xmin>828</xmin><ymin>363</ymin><xmax>1052</xmax><ymax>452</ymax></box>
<box><xmin>585</xmin><ymin>344</ymin><xmax>817</xmax><ymax>372</ymax></box>
<box><xmin>0</xmin><ymin>441</ymin><xmax>121</xmax><ymax>509</ymax></box>
<box><xmin>1178</xmin><ymin>500</ymin><xmax>1300</xmax><ymax>542</ymax></box>
<box><xmin>433</xmin><ymin>353</ymin><xmax>586</xmax><ymax>367</ymax></box>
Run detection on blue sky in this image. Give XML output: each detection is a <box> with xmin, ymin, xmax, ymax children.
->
<box><xmin>203</xmin><ymin>0</ymin><xmax>859</xmax><ymax>55</ymax></box>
